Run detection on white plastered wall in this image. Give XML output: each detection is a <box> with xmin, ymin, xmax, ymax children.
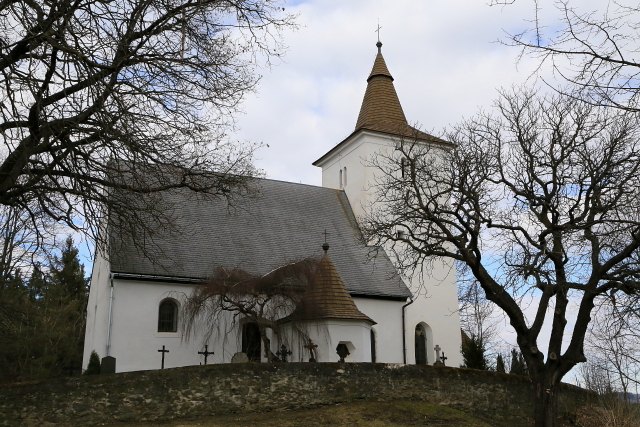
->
<box><xmin>84</xmin><ymin>270</ymin><xmax>408</xmax><ymax>371</ymax></box>
<box><xmin>316</xmin><ymin>130</ymin><xmax>462</xmax><ymax>367</ymax></box>
<box><xmin>82</xmin><ymin>249</ymin><xmax>112</xmax><ymax>369</ymax></box>
<box><xmin>280</xmin><ymin>319</ymin><xmax>373</xmax><ymax>363</ymax></box>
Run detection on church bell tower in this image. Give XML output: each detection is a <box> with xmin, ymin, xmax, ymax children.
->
<box><xmin>313</xmin><ymin>42</ymin><xmax>462</xmax><ymax>367</ymax></box>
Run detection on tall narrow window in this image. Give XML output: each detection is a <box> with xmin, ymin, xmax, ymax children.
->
<box><xmin>370</xmin><ymin>329</ymin><xmax>377</xmax><ymax>363</ymax></box>
<box><xmin>343</xmin><ymin>167</ymin><xmax>347</xmax><ymax>186</ymax></box>
<box><xmin>158</xmin><ymin>299</ymin><xmax>178</xmax><ymax>332</ymax></box>
<box><xmin>415</xmin><ymin>324</ymin><xmax>427</xmax><ymax>365</ymax></box>
<box><xmin>339</xmin><ymin>169</ymin><xmax>343</xmax><ymax>188</ymax></box>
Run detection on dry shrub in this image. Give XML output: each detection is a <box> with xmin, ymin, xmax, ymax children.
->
<box><xmin>575</xmin><ymin>397</ymin><xmax>640</xmax><ymax>427</ymax></box>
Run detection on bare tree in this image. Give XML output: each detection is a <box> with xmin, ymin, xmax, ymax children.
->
<box><xmin>457</xmin><ymin>262</ymin><xmax>500</xmax><ymax>346</ymax></box>
<box><xmin>508</xmin><ymin>1</ymin><xmax>640</xmax><ymax>111</ymax></box>
<box><xmin>180</xmin><ymin>257</ymin><xmax>318</xmax><ymax>361</ymax></box>
<box><xmin>0</xmin><ymin>0</ymin><xmax>295</xmax><ymax>248</ymax></box>
<box><xmin>585</xmin><ymin>295</ymin><xmax>640</xmax><ymax>401</ymax></box>
<box><xmin>0</xmin><ymin>205</ymin><xmax>57</xmax><ymax>282</ymax></box>
<box><xmin>362</xmin><ymin>88</ymin><xmax>640</xmax><ymax>427</ymax></box>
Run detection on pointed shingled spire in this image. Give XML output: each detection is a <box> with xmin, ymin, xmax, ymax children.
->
<box><xmin>285</xmin><ymin>248</ymin><xmax>375</xmax><ymax>324</ymax></box>
<box><xmin>355</xmin><ymin>42</ymin><xmax>407</xmax><ymax>130</ymax></box>
<box><xmin>312</xmin><ymin>43</ymin><xmax>454</xmax><ymax>167</ymax></box>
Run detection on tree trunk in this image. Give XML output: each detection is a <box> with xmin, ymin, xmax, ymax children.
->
<box><xmin>533</xmin><ymin>377</ymin><xmax>560</xmax><ymax>427</ymax></box>
<box><xmin>259</xmin><ymin>328</ymin><xmax>277</xmax><ymax>362</ymax></box>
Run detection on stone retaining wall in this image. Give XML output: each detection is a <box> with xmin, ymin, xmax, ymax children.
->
<box><xmin>0</xmin><ymin>363</ymin><xmax>594</xmax><ymax>426</ymax></box>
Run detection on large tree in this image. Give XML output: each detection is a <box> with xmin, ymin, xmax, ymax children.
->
<box><xmin>508</xmin><ymin>0</ymin><xmax>640</xmax><ymax>112</ymax></box>
<box><xmin>0</xmin><ymin>236</ymin><xmax>88</xmax><ymax>382</ymax></box>
<box><xmin>0</xmin><ymin>0</ymin><xmax>295</xmax><ymax>248</ymax></box>
<box><xmin>362</xmin><ymin>88</ymin><xmax>640</xmax><ymax>427</ymax></box>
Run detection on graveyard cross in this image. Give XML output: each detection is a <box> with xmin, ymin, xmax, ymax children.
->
<box><xmin>440</xmin><ymin>351</ymin><xmax>448</xmax><ymax>366</ymax></box>
<box><xmin>276</xmin><ymin>344</ymin><xmax>292</xmax><ymax>363</ymax></box>
<box><xmin>433</xmin><ymin>344</ymin><xmax>444</xmax><ymax>366</ymax></box>
<box><xmin>158</xmin><ymin>345</ymin><xmax>169</xmax><ymax>369</ymax></box>
<box><xmin>304</xmin><ymin>339</ymin><xmax>318</xmax><ymax>362</ymax></box>
<box><xmin>198</xmin><ymin>345</ymin><xmax>214</xmax><ymax>365</ymax></box>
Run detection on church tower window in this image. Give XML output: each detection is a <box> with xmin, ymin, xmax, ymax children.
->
<box><xmin>339</xmin><ymin>169</ymin><xmax>343</xmax><ymax>188</ymax></box>
<box><xmin>158</xmin><ymin>299</ymin><xmax>178</xmax><ymax>332</ymax></box>
<box><xmin>343</xmin><ymin>167</ymin><xmax>347</xmax><ymax>186</ymax></box>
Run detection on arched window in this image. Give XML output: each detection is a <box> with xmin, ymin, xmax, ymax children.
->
<box><xmin>343</xmin><ymin>167</ymin><xmax>347</xmax><ymax>186</ymax></box>
<box><xmin>158</xmin><ymin>299</ymin><xmax>178</xmax><ymax>332</ymax></box>
<box><xmin>370</xmin><ymin>328</ymin><xmax>377</xmax><ymax>363</ymax></box>
<box><xmin>415</xmin><ymin>324</ymin><xmax>427</xmax><ymax>365</ymax></box>
<box><xmin>339</xmin><ymin>169</ymin><xmax>343</xmax><ymax>187</ymax></box>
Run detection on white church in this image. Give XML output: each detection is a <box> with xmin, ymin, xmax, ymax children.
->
<box><xmin>83</xmin><ymin>42</ymin><xmax>463</xmax><ymax>372</ymax></box>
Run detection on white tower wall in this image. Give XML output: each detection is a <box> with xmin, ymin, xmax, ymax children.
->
<box><xmin>315</xmin><ymin>130</ymin><xmax>462</xmax><ymax>367</ymax></box>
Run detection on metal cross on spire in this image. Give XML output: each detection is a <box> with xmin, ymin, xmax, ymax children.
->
<box><xmin>375</xmin><ymin>19</ymin><xmax>383</xmax><ymax>54</ymax></box>
<box><xmin>322</xmin><ymin>229</ymin><xmax>330</xmax><ymax>253</ymax></box>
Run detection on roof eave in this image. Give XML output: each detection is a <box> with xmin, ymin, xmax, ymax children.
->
<box><xmin>312</xmin><ymin>127</ymin><xmax>454</xmax><ymax>167</ymax></box>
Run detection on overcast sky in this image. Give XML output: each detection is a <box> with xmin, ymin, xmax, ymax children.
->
<box><xmin>235</xmin><ymin>0</ymin><xmax>600</xmax><ymax>186</ymax></box>
<box><xmin>228</xmin><ymin>0</ymin><xmax>608</xmax><ymax>371</ymax></box>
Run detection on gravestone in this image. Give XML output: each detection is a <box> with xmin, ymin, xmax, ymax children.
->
<box><xmin>433</xmin><ymin>344</ymin><xmax>444</xmax><ymax>366</ymax></box>
<box><xmin>231</xmin><ymin>352</ymin><xmax>249</xmax><ymax>363</ymax></box>
<box><xmin>101</xmin><ymin>356</ymin><xmax>116</xmax><ymax>374</ymax></box>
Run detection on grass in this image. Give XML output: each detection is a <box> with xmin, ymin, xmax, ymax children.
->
<box><xmin>103</xmin><ymin>400</ymin><xmax>537</xmax><ymax>427</ymax></box>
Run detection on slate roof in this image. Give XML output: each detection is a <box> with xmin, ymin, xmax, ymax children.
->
<box><xmin>109</xmin><ymin>177</ymin><xmax>411</xmax><ymax>299</ymax></box>
<box><xmin>284</xmin><ymin>252</ymin><xmax>376</xmax><ymax>323</ymax></box>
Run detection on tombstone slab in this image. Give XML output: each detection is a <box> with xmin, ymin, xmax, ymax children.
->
<box><xmin>101</xmin><ymin>356</ymin><xmax>116</xmax><ymax>374</ymax></box>
<box><xmin>231</xmin><ymin>352</ymin><xmax>249</xmax><ymax>363</ymax></box>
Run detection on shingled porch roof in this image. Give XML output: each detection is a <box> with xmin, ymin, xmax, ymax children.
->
<box><xmin>282</xmin><ymin>250</ymin><xmax>376</xmax><ymax>324</ymax></box>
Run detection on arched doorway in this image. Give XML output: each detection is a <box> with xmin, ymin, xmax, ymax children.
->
<box><xmin>242</xmin><ymin>322</ymin><xmax>261</xmax><ymax>362</ymax></box>
<box><xmin>415</xmin><ymin>324</ymin><xmax>427</xmax><ymax>365</ymax></box>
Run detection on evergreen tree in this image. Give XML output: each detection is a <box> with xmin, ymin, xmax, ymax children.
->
<box><xmin>48</xmin><ymin>237</ymin><xmax>88</xmax><ymax>304</ymax></box>
<box><xmin>26</xmin><ymin>265</ymin><xmax>46</xmax><ymax>302</ymax></box>
<box><xmin>496</xmin><ymin>353</ymin><xmax>506</xmax><ymax>373</ymax></box>
<box><xmin>0</xmin><ymin>237</ymin><xmax>89</xmax><ymax>382</ymax></box>
<box><xmin>509</xmin><ymin>348</ymin><xmax>529</xmax><ymax>376</ymax></box>
<box><xmin>461</xmin><ymin>334</ymin><xmax>490</xmax><ymax>370</ymax></box>
<box><xmin>84</xmin><ymin>351</ymin><xmax>101</xmax><ymax>375</ymax></box>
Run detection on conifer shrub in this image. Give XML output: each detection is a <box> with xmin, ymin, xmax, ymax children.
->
<box><xmin>84</xmin><ymin>351</ymin><xmax>101</xmax><ymax>375</ymax></box>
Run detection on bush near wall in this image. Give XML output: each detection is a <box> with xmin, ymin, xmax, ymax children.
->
<box><xmin>0</xmin><ymin>363</ymin><xmax>594</xmax><ymax>427</ymax></box>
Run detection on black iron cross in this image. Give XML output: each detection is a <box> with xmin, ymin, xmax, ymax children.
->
<box><xmin>198</xmin><ymin>345</ymin><xmax>214</xmax><ymax>365</ymax></box>
<box><xmin>440</xmin><ymin>352</ymin><xmax>448</xmax><ymax>366</ymax></box>
<box><xmin>375</xmin><ymin>19</ymin><xmax>382</xmax><ymax>42</ymax></box>
<box><xmin>304</xmin><ymin>339</ymin><xmax>318</xmax><ymax>363</ymax></box>
<box><xmin>276</xmin><ymin>344</ymin><xmax>292</xmax><ymax>363</ymax></box>
<box><xmin>323</xmin><ymin>229</ymin><xmax>330</xmax><ymax>243</ymax></box>
<box><xmin>158</xmin><ymin>345</ymin><xmax>169</xmax><ymax>369</ymax></box>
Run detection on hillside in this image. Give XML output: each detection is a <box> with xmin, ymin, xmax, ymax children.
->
<box><xmin>103</xmin><ymin>400</ymin><xmax>569</xmax><ymax>427</ymax></box>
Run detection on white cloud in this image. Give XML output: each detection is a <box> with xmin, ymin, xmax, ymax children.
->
<box><xmin>235</xmin><ymin>0</ymin><xmax>609</xmax><ymax>185</ymax></box>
